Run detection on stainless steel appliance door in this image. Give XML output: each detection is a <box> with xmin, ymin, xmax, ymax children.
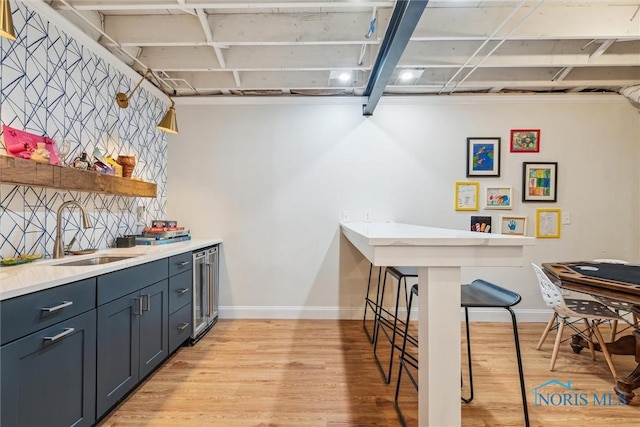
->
<box><xmin>192</xmin><ymin>251</ymin><xmax>209</xmax><ymax>338</ymax></box>
<box><xmin>206</xmin><ymin>247</ymin><xmax>218</xmax><ymax>321</ymax></box>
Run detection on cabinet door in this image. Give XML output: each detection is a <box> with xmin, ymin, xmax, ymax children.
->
<box><xmin>1</xmin><ymin>310</ymin><xmax>96</xmax><ymax>427</ymax></box>
<box><xmin>96</xmin><ymin>292</ymin><xmax>140</xmax><ymax>419</ymax></box>
<box><xmin>139</xmin><ymin>279</ymin><xmax>169</xmax><ymax>379</ymax></box>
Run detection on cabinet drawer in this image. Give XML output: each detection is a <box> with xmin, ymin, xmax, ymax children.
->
<box><xmin>1</xmin><ymin>309</ymin><xmax>97</xmax><ymax>427</ymax></box>
<box><xmin>169</xmin><ymin>252</ymin><xmax>192</xmax><ymax>277</ymax></box>
<box><xmin>168</xmin><ymin>303</ymin><xmax>192</xmax><ymax>354</ymax></box>
<box><xmin>1</xmin><ymin>278</ymin><xmax>96</xmax><ymax>346</ymax></box>
<box><xmin>97</xmin><ymin>259</ymin><xmax>168</xmax><ymax>306</ymax></box>
<box><xmin>169</xmin><ymin>270</ymin><xmax>192</xmax><ymax>314</ymax></box>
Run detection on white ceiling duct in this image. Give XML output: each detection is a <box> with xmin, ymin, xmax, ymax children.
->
<box><xmin>619</xmin><ymin>85</ymin><xmax>640</xmax><ymax>111</ymax></box>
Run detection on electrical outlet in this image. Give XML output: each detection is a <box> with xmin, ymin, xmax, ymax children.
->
<box><xmin>136</xmin><ymin>205</ymin><xmax>145</xmax><ymax>222</ymax></box>
<box><xmin>341</xmin><ymin>210</ymin><xmax>350</xmax><ymax>222</ymax></box>
<box><xmin>364</xmin><ymin>210</ymin><xmax>371</xmax><ymax>222</ymax></box>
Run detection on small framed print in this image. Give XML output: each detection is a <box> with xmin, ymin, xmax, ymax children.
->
<box><xmin>510</xmin><ymin>129</ymin><xmax>540</xmax><ymax>153</ymax></box>
<box><xmin>536</xmin><ymin>208</ymin><xmax>561</xmax><ymax>238</ymax></box>
<box><xmin>500</xmin><ymin>215</ymin><xmax>527</xmax><ymax>236</ymax></box>
<box><xmin>523</xmin><ymin>162</ymin><xmax>558</xmax><ymax>202</ymax></box>
<box><xmin>455</xmin><ymin>181</ymin><xmax>479</xmax><ymax>211</ymax></box>
<box><xmin>466</xmin><ymin>137</ymin><xmax>500</xmax><ymax>177</ymax></box>
<box><xmin>471</xmin><ymin>216</ymin><xmax>492</xmax><ymax>233</ymax></box>
<box><xmin>484</xmin><ymin>186</ymin><xmax>512</xmax><ymax>209</ymax></box>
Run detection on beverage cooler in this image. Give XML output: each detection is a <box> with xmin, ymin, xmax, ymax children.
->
<box><xmin>191</xmin><ymin>245</ymin><xmax>219</xmax><ymax>343</ymax></box>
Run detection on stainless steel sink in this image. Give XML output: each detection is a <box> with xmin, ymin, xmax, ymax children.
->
<box><xmin>52</xmin><ymin>255</ymin><xmax>140</xmax><ymax>267</ymax></box>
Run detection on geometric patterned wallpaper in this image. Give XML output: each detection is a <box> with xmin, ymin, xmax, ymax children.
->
<box><xmin>0</xmin><ymin>2</ymin><xmax>167</xmax><ymax>259</ymax></box>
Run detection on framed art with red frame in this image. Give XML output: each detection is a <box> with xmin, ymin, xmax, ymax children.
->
<box><xmin>510</xmin><ymin>129</ymin><xmax>540</xmax><ymax>153</ymax></box>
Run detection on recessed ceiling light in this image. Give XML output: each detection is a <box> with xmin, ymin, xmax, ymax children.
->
<box><xmin>394</xmin><ymin>69</ymin><xmax>424</xmax><ymax>85</ymax></box>
<box><xmin>399</xmin><ymin>71</ymin><xmax>414</xmax><ymax>81</ymax></box>
<box><xmin>339</xmin><ymin>72</ymin><xmax>351</xmax><ymax>82</ymax></box>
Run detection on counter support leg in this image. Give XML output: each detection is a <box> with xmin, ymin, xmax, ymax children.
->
<box><xmin>419</xmin><ymin>267</ymin><xmax>461</xmax><ymax>426</ymax></box>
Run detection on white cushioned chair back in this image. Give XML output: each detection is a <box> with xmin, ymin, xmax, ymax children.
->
<box><xmin>531</xmin><ymin>263</ymin><xmax>576</xmax><ymax>318</ymax></box>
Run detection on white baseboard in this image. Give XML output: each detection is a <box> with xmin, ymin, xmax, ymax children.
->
<box><xmin>219</xmin><ymin>306</ymin><xmax>553</xmax><ymax>323</ymax></box>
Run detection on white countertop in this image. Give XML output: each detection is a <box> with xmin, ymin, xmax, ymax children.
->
<box><xmin>340</xmin><ymin>221</ymin><xmax>534</xmax><ymax>247</ymax></box>
<box><xmin>0</xmin><ymin>239</ymin><xmax>222</xmax><ymax>301</ymax></box>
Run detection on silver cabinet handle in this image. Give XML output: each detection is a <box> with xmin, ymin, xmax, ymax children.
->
<box><xmin>134</xmin><ymin>296</ymin><xmax>143</xmax><ymax>316</ymax></box>
<box><xmin>178</xmin><ymin>261</ymin><xmax>190</xmax><ymax>266</ymax></box>
<box><xmin>41</xmin><ymin>301</ymin><xmax>73</xmax><ymax>312</ymax></box>
<box><xmin>177</xmin><ymin>322</ymin><xmax>189</xmax><ymax>331</ymax></box>
<box><xmin>142</xmin><ymin>294</ymin><xmax>150</xmax><ymax>311</ymax></box>
<box><xmin>44</xmin><ymin>327</ymin><xmax>75</xmax><ymax>342</ymax></box>
<box><xmin>177</xmin><ymin>287</ymin><xmax>190</xmax><ymax>295</ymax></box>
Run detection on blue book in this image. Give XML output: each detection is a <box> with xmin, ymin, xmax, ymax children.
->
<box><xmin>135</xmin><ymin>235</ymin><xmax>192</xmax><ymax>246</ymax></box>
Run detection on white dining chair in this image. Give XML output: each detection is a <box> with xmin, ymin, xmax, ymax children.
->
<box><xmin>532</xmin><ymin>263</ymin><xmax>621</xmax><ymax>379</ymax></box>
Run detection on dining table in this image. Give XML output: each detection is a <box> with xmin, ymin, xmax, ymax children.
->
<box><xmin>542</xmin><ymin>261</ymin><xmax>640</xmax><ymax>404</ymax></box>
<box><xmin>341</xmin><ymin>222</ymin><xmax>534</xmax><ymax>426</ymax></box>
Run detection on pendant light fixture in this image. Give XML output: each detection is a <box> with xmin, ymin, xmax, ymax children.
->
<box><xmin>157</xmin><ymin>99</ymin><xmax>178</xmax><ymax>134</ymax></box>
<box><xmin>0</xmin><ymin>0</ymin><xmax>16</xmax><ymax>41</ymax></box>
<box><xmin>115</xmin><ymin>68</ymin><xmax>179</xmax><ymax>134</ymax></box>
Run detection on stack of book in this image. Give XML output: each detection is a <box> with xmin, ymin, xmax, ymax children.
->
<box><xmin>135</xmin><ymin>222</ymin><xmax>191</xmax><ymax>246</ymax></box>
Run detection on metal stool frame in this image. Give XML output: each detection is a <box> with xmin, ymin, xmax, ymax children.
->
<box><xmin>363</xmin><ymin>263</ymin><xmax>384</xmax><ymax>344</ymax></box>
<box><xmin>394</xmin><ymin>284</ymin><xmax>419</xmax><ymax>427</ymax></box>
<box><xmin>461</xmin><ymin>279</ymin><xmax>530</xmax><ymax>427</ymax></box>
<box><xmin>373</xmin><ymin>266</ymin><xmax>417</xmax><ymax>384</ymax></box>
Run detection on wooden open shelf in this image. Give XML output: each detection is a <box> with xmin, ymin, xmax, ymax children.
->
<box><xmin>0</xmin><ymin>156</ymin><xmax>157</xmax><ymax>197</ymax></box>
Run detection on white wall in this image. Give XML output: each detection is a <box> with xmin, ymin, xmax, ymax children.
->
<box><xmin>167</xmin><ymin>95</ymin><xmax>640</xmax><ymax>321</ymax></box>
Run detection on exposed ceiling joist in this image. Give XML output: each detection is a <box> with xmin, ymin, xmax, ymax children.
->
<box><xmin>45</xmin><ymin>0</ymin><xmax>640</xmax><ymax>99</ymax></box>
<box><xmin>363</xmin><ymin>0</ymin><xmax>429</xmax><ymax>116</ymax></box>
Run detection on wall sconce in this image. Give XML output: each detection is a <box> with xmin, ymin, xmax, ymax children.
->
<box><xmin>115</xmin><ymin>68</ymin><xmax>179</xmax><ymax>134</ymax></box>
<box><xmin>0</xmin><ymin>0</ymin><xmax>16</xmax><ymax>41</ymax></box>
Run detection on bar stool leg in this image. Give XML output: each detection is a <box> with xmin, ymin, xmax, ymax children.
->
<box><xmin>363</xmin><ymin>264</ymin><xmax>383</xmax><ymax>344</ymax></box>
<box><xmin>394</xmin><ymin>286</ymin><xmax>417</xmax><ymax>427</ymax></box>
<box><xmin>373</xmin><ymin>272</ymin><xmax>405</xmax><ymax>383</ymax></box>
<box><xmin>508</xmin><ymin>307</ymin><xmax>530</xmax><ymax>427</ymax></box>
<box><xmin>461</xmin><ymin>307</ymin><xmax>474</xmax><ymax>403</ymax></box>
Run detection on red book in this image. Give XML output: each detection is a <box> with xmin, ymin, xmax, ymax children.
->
<box><xmin>144</xmin><ymin>226</ymin><xmax>185</xmax><ymax>232</ymax></box>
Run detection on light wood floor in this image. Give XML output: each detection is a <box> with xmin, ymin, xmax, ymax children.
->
<box><xmin>98</xmin><ymin>319</ymin><xmax>639</xmax><ymax>427</ymax></box>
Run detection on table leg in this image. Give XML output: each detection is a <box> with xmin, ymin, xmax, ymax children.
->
<box><xmin>419</xmin><ymin>267</ymin><xmax>462</xmax><ymax>426</ymax></box>
<box><xmin>572</xmin><ymin>329</ymin><xmax>640</xmax><ymax>404</ymax></box>
<box><xmin>614</xmin><ymin>330</ymin><xmax>640</xmax><ymax>404</ymax></box>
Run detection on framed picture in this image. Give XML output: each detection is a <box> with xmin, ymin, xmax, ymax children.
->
<box><xmin>522</xmin><ymin>162</ymin><xmax>558</xmax><ymax>202</ymax></box>
<box><xmin>471</xmin><ymin>216</ymin><xmax>492</xmax><ymax>233</ymax></box>
<box><xmin>484</xmin><ymin>186</ymin><xmax>512</xmax><ymax>210</ymax></box>
<box><xmin>500</xmin><ymin>215</ymin><xmax>527</xmax><ymax>236</ymax></box>
<box><xmin>510</xmin><ymin>129</ymin><xmax>540</xmax><ymax>153</ymax></box>
<box><xmin>455</xmin><ymin>181</ymin><xmax>479</xmax><ymax>211</ymax></box>
<box><xmin>466</xmin><ymin>137</ymin><xmax>500</xmax><ymax>177</ymax></box>
<box><xmin>536</xmin><ymin>208</ymin><xmax>561</xmax><ymax>238</ymax></box>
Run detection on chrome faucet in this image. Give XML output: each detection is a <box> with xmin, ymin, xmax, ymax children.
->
<box><xmin>53</xmin><ymin>201</ymin><xmax>92</xmax><ymax>259</ymax></box>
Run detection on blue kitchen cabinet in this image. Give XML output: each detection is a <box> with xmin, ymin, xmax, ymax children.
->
<box><xmin>96</xmin><ymin>260</ymin><xmax>169</xmax><ymax>419</ymax></box>
<box><xmin>168</xmin><ymin>255</ymin><xmax>193</xmax><ymax>353</ymax></box>
<box><xmin>1</xmin><ymin>309</ymin><xmax>97</xmax><ymax>427</ymax></box>
<box><xmin>139</xmin><ymin>279</ymin><xmax>169</xmax><ymax>379</ymax></box>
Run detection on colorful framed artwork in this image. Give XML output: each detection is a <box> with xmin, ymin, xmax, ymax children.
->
<box><xmin>484</xmin><ymin>186</ymin><xmax>512</xmax><ymax>210</ymax></box>
<box><xmin>536</xmin><ymin>208</ymin><xmax>561</xmax><ymax>238</ymax></box>
<box><xmin>471</xmin><ymin>216</ymin><xmax>492</xmax><ymax>233</ymax></box>
<box><xmin>466</xmin><ymin>137</ymin><xmax>500</xmax><ymax>177</ymax></box>
<box><xmin>455</xmin><ymin>181</ymin><xmax>479</xmax><ymax>211</ymax></box>
<box><xmin>500</xmin><ymin>215</ymin><xmax>527</xmax><ymax>236</ymax></box>
<box><xmin>510</xmin><ymin>129</ymin><xmax>540</xmax><ymax>153</ymax></box>
<box><xmin>522</xmin><ymin>162</ymin><xmax>557</xmax><ymax>202</ymax></box>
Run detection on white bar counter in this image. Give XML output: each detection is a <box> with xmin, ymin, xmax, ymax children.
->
<box><xmin>340</xmin><ymin>222</ymin><xmax>534</xmax><ymax>426</ymax></box>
